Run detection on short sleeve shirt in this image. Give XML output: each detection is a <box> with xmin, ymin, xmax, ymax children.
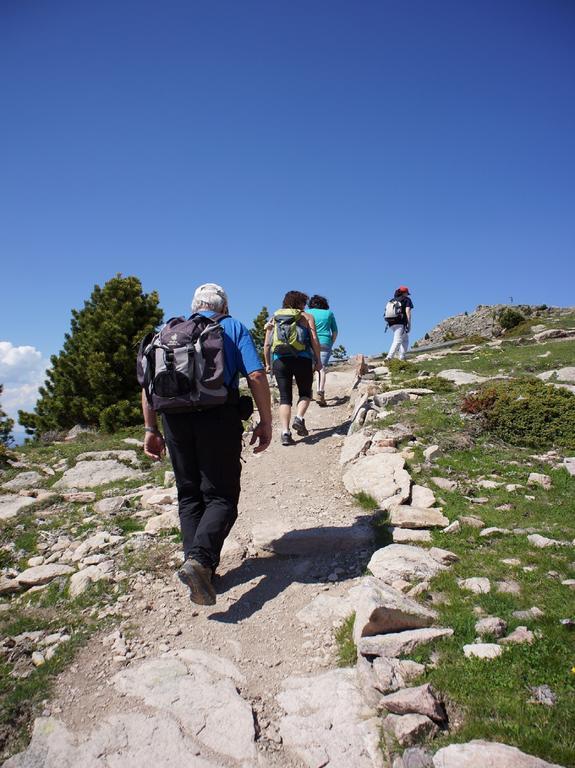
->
<box><xmin>388</xmin><ymin>296</ymin><xmax>414</xmax><ymax>326</ymax></box>
<box><xmin>308</xmin><ymin>308</ymin><xmax>338</xmax><ymax>346</ymax></box>
<box><xmin>200</xmin><ymin>311</ymin><xmax>263</xmax><ymax>389</ymax></box>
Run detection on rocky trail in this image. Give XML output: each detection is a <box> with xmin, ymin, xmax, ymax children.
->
<box><xmin>3</xmin><ymin>353</ymin><xmax>572</xmax><ymax>768</ymax></box>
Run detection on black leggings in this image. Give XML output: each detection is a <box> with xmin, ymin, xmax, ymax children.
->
<box><xmin>273</xmin><ymin>356</ymin><xmax>313</xmax><ymax>406</ymax></box>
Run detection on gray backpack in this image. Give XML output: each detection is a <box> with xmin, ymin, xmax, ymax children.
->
<box><xmin>137</xmin><ymin>313</ymin><xmax>229</xmax><ymax>413</ymax></box>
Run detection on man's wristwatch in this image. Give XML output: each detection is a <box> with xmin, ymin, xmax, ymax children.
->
<box><xmin>144</xmin><ymin>426</ymin><xmax>162</xmax><ymax>436</ymax></box>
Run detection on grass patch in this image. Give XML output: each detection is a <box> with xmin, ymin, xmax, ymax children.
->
<box><xmin>353</xmin><ymin>492</ymin><xmax>379</xmax><ymax>512</ymax></box>
<box><xmin>335</xmin><ymin>614</ymin><xmax>357</xmax><ymax>667</ymax></box>
<box><xmin>112</xmin><ymin>516</ymin><xmax>145</xmax><ymax>535</ymax></box>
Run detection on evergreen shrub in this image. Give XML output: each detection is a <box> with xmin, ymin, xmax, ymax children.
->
<box><xmin>462</xmin><ymin>379</ymin><xmax>575</xmax><ymax>449</ymax></box>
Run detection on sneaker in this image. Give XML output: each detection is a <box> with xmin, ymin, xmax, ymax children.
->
<box><xmin>281</xmin><ymin>431</ymin><xmax>295</xmax><ymax>446</ymax></box>
<box><xmin>316</xmin><ymin>391</ymin><xmax>327</xmax><ymax>407</ymax></box>
<box><xmin>177</xmin><ymin>558</ymin><xmax>216</xmax><ymax>605</ymax></box>
<box><xmin>292</xmin><ymin>416</ymin><xmax>309</xmax><ymax>436</ymax></box>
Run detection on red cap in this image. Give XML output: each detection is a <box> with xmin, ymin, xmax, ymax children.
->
<box><xmin>397</xmin><ymin>285</ymin><xmax>410</xmax><ymax>294</ymax></box>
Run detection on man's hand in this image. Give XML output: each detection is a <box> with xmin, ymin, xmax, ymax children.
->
<box><xmin>249</xmin><ymin>421</ymin><xmax>272</xmax><ymax>453</ymax></box>
<box><xmin>143</xmin><ymin>431</ymin><xmax>166</xmax><ymax>461</ymax></box>
<box><xmin>314</xmin><ymin>361</ymin><xmax>323</xmax><ymax>373</ymax></box>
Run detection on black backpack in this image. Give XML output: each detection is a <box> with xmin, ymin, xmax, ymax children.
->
<box><xmin>137</xmin><ymin>313</ymin><xmax>229</xmax><ymax>413</ymax></box>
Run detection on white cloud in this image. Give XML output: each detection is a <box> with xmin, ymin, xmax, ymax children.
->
<box><xmin>0</xmin><ymin>341</ymin><xmax>49</xmax><ymax>420</ymax></box>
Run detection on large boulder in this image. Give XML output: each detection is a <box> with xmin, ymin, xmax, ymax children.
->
<box><xmin>343</xmin><ymin>454</ymin><xmax>411</xmax><ymax>510</ymax></box>
<box><xmin>380</xmin><ymin>683</ymin><xmax>445</xmax><ymax>723</ymax></box>
<box><xmin>0</xmin><ymin>494</ymin><xmax>36</xmax><ymax>521</ymax></box>
<box><xmin>367</xmin><ymin>545</ymin><xmax>451</xmax><ymax>584</ymax></box>
<box><xmin>16</xmin><ymin>564</ymin><xmax>75</xmax><ymax>587</ymax></box>
<box><xmin>352</xmin><ymin>577</ymin><xmax>437</xmax><ymax>644</ymax></box>
<box><xmin>53</xmin><ymin>460</ymin><xmax>144</xmax><ymax>489</ymax></box>
<box><xmin>2</xmin><ymin>471</ymin><xmax>44</xmax><ymax>491</ymax></box>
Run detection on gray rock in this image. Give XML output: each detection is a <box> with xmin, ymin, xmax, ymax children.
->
<box><xmin>2</xmin><ymin>471</ymin><xmax>43</xmax><ymax>491</ymax></box>
<box><xmin>432</xmin><ymin>739</ymin><xmax>564</xmax><ymax>767</ymax></box>
<box><xmin>528</xmin><ymin>685</ymin><xmax>557</xmax><ymax>707</ymax></box>
<box><xmin>499</xmin><ymin>626</ymin><xmax>534</xmax><ymax>645</ymax></box>
<box><xmin>537</xmin><ymin>366</ymin><xmax>575</xmax><ymax>383</ymax></box>
<box><xmin>423</xmin><ymin>445</ymin><xmax>440</xmax><ymax>463</ymax></box>
<box><xmin>343</xmin><ymin>453</ymin><xmax>411</xmax><ymax>510</ymax></box>
<box><xmin>0</xmin><ymin>575</ymin><xmax>24</xmax><ymax>595</ymax></box>
<box><xmin>497</xmin><ymin>579</ymin><xmax>521</xmax><ymax>595</ymax></box>
<box><xmin>475</xmin><ymin>617</ymin><xmax>507</xmax><ymax>638</ymax></box>
<box><xmin>528</xmin><ymin>534</ymin><xmax>570</xmax><ymax>549</ymax></box>
<box><xmin>93</xmin><ymin>496</ymin><xmax>128</xmax><ymax>515</ymax></box>
<box><xmin>389</xmin><ymin>506</ymin><xmax>449</xmax><ymax>530</ymax></box>
<box><xmin>392</xmin><ymin>528</ymin><xmax>433</xmax><ymax>543</ymax></box>
<box><xmin>340</xmin><ymin>431</ymin><xmax>373</xmax><ymax>466</ymax></box>
<box><xmin>62</xmin><ymin>491</ymin><xmax>97</xmax><ymax>503</ymax></box>
<box><xmin>3</xmin><ymin>714</ymin><xmax>220</xmax><ymax>767</ymax></box>
<box><xmin>437</xmin><ymin>369</ymin><xmax>488</xmax><ymax>385</ymax></box>
<box><xmin>563</xmin><ymin>457</ymin><xmax>575</xmax><ymax>477</ymax></box>
<box><xmin>53</xmin><ymin>460</ymin><xmax>143</xmax><ymax>489</ymax></box>
<box><xmin>144</xmin><ymin>509</ymin><xmax>180</xmax><ymax>535</ymax></box>
<box><xmin>140</xmin><ymin>487</ymin><xmax>178</xmax><ymax>507</ymax></box>
<box><xmin>380</xmin><ymin>683</ymin><xmax>445</xmax><ymax>723</ymax></box>
<box><xmin>297</xmin><ymin>593</ymin><xmax>355</xmax><ymax>627</ymax></box>
<box><xmin>367</xmin><ymin>545</ymin><xmax>451</xmax><ymax>585</ymax></box>
<box><xmin>373</xmin><ymin>389</ymin><xmax>434</xmax><ymax>408</ymax></box>
<box><xmin>458</xmin><ymin>577</ymin><xmax>491</xmax><ymax>594</ymax></box>
<box><xmin>527</xmin><ymin>472</ymin><xmax>552</xmax><ymax>490</ymax></box>
<box><xmin>71</xmin><ymin>531</ymin><xmax>123</xmax><ymax>561</ymax></box>
<box><xmin>16</xmin><ymin>564</ymin><xmax>75</xmax><ymax>587</ymax></box>
<box><xmin>69</xmin><ymin>563</ymin><xmax>113</xmax><ymax>597</ymax></box>
<box><xmin>410</xmin><ymin>485</ymin><xmax>436</xmax><ymax>508</ymax></box>
<box><xmin>463</xmin><ymin>643</ymin><xmax>503</xmax><ymax>660</ymax></box>
<box><xmin>397</xmin><ymin>747</ymin><xmax>434</xmax><ymax>768</ymax></box>
<box><xmin>358</xmin><ymin>627</ymin><xmax>454</xmax><ymax>658</ymax></box>
<box><xmin>75</xmin><ymin>449</ymin><xmax>140</xmax><ymax>465</ymax></box>
<box><xmin>113</xmin><ymin>650</ymin><xmax>256</xmax><ymax>762</ymax></box>
<box><xmin>278</xmin><ymin>668</ymin><xmax>384</xmax><ymax>768</ymax></box>
<box><xmin>383</xmin><ymin>713</ymin><xmax>438</xmax><ymax>747</ymax></box>
<box><xmin>0</xmin><ymin>494</ymin><xmax>36</xmax><ymax>521</ymax></box>
<box><xmin>352</xmin><ymin>577</ymin><xmax>437</xmax><ymax>643</ymax></box>
<box><xmin>479</xmin><ymin>527</ymin><xmax>511</xmax><ymax>538</ymax></box>
<box><xmin>441</xmin><ymin>520</ymin><xmax>461</xmax><ymax>534</ymax></box>
<box><xmin>431</xmin><ymin>477</ymin><xmax>457</xmax><ymax>492</ymax></box>
<box><xmin>512</xmin><ymin>607</ymin><xmax>544</xmax><ymax>621</ymax></box>
<box><xmin>459</xmin><ymin>516</ymin><xmax>484</xmax><ymax>528</ymax></box>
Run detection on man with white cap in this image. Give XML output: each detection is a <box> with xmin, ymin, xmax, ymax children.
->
<box><xmin>141</xmin><ymin>283</ymin><xmax>272</xmax><ymax>606</ymax></box>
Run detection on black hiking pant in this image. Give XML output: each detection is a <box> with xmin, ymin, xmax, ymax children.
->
<box><xmin>162</xmin><ymin>405</ymin><xmax>243</xmax><ymax>571</ymax></box>
<box><xmin>273</xmin><ymin>356</ymin><xmax>313</xmax><ymax>405</ymax></box>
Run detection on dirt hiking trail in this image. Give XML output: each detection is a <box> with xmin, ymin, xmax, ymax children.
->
<box><xmin>15</xmin><ymin>369</ymin><xmax>380</xmax><ymax>768</ymax></box>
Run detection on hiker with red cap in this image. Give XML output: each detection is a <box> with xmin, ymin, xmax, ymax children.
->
<box><xmin>384</xmin><ymin>286</ymin><xmax>413</xmax><ymax>360</ymax></box>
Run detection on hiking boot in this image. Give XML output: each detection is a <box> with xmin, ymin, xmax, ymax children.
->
<box><xmin>177</xmin><ymin>558</ymin><xmax>216</xmax><ymax>606</ymax></box>
<box><xmin>292</xmin><ymin>416</ymin><xmax>309</xmax><ymax>436</ymax></box>
<box><xmin>316</xmin><ymin>391</ymin><xmax>327</xmax><ymax>407</ymax></box>
<box><xmin>281</xmin><ymin>431</ymin><xmax>295</xmax><ymax>446</ymax></box>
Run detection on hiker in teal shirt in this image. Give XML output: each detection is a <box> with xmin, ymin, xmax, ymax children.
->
<box><xmin>307</xmin><ymin>295</ymin><xmax>338</xmax><ymax>407</ymax></box>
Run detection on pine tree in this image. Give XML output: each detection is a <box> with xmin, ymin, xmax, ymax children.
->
<box><xmin>0</xmin><ymin>384</ymin><xmax>14</xmax><ymax>446</ymax></box>
<box><xmin>250</xmin><ymin>306</ymin><xmax>269</xmax><ymax>359</ymax></box>
<box><xmin>332</xmin><ymin>344</ymin><xmax>348</xmax><ymax>361</ymax></box>
<box><xmin>18</xmin><ymin>275</ymin><xmax>163</xmax><ymax>436</ymax></box>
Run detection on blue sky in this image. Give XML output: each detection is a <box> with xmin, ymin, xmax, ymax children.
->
<box><xmin>1</xmin><ymin>0</ymin><xmax>574</xmax><ymax>426</ymax></box>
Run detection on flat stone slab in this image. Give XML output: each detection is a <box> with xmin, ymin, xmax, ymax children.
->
<box><xmin>251</xmin><ymin>520</ymin><xmax>373</xmax><ymax>555</ymax></box>
<box><xmin>53</xmin><ymin>460</ymin><xmax>144</xmax><ymax>489</ymax></box>
<box><xmin>343</xmin><ymin>453</ymin><xmax>411</xmax><ymax>510</ymax></box>
<box><xmin>113</xmin><ymin>650</ymin><xmax>256</xmax><ymax>762</ymax></box>
<box><xmin>528</xmin><ymin>534</ymin><xmax>570</xmax><ymax>549</ymax></box>
<box><xmin>367</xmin><ymin>545</ymin><xmax>451</xmax><ymax>584</ymax></box>
<box><xmin>352</xmin><ymin>577</ymin><xmax>437</xmax><ymax>643</ymax></box>
<box><xmin>432</xmin><ymin>739</ymin><xmax>564</xmax><ymax>767</ymax></box>
<box><xmin>0</xmin><ymin>494</ymin><xmax>36</xmax><ymax>520</ymax></box>
<box><xmin>358</xmin><ymin>627</ymin><xmax>454</xmax><ymax>658</ymax></box>
<box><xmin>16</xmin><ymin>564</ymin><xmax>75</xmax><ymax>587</ymax></box>
<box><xmin>391</xmin><ymin>528</ymin><xmax>432</xmax><ymax>543</ymax></box>
<box><xmin>2</xmin><ymin>471</ymin><xmax>44</xmax><ymax>491</ymax></box>
<box><xmin>277</xmin><ymin>668</ymin><xmax>384</xmax><ymax>768</ymax></box>
<box><xmin>389</xmin><ymin>506</ymin><xmax>449</xmax><ymax>529</ymax></box>
<box><xmin>437</xmin><ymin>369</ymin><xmax>488</xmax><ymax>385</ymax></box>
<box><xmin>431</xmin><ymin>477</ymin><xmax>457</xmax><ymax>492</ymax></box>
<box><xmin>297</xmin><ymin>593</ymin><xmax>356</xmax><ymax>627</ymax></box>
<box><xmin>144</xmin><ymin>508</ymin><xmax>179</xmax><ymax>535</ymax></box>
<box><xmin>75</xmin><ymin>450</ymin><xmax>140</xmax><ymax>465</ymax></box>
<box><xmin>3</xmin><ymin>713</ymin><xmax>221</xmax><ymax>768</ymax></box>
<box><xmin>463</xmin><ymin>643</ymin><xmax>503</xmax><ymax>660</ymax></box>
<box><xmin>563</xmin><ymin>457</ymin><xmax>575</xmax><ymax>477</ymax></box>
<box><xmin>537</xmin><ymin>366</ymin><xmax>575</xmax><ymax>384</ymax></box>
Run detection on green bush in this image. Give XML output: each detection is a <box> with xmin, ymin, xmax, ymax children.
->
<box><xmin>462</xmin><ymin>379</ymin><xmax>575</xmax><ymax>449</ymax></box>
<box><xmin>497</xmin><ymin>307</ymin><xmax>525</xmax><ymax>331</ymax></box>
<box><xmin>386</xmin><ymin>359</ymin><xmax>418</xmax><ymax>376</ymax></box>
<box><xmin>458</xmin><ymin>335</ymin><xmax>488</xmax><ymax>347</ymax></box>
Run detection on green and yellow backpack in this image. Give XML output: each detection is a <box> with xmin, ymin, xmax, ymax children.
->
<box><xmin>271</xmin><ymin>309</ymin><xmax>307</xmax><ymax>356</ymax></box>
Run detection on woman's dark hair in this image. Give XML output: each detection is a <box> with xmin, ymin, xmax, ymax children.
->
<box><xmin>283</xmin><ymin>290</ymin><xmax>309</xmax><ymax>309</ymax></box>
<box><xmin>308</xmin><ymin>295</ymin><xmax>329</xmax><ymax>310</ymax></box>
